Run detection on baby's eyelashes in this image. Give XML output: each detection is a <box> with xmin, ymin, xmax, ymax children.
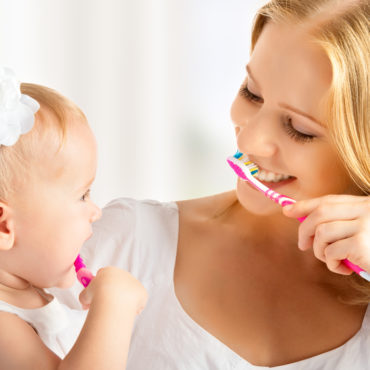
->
<box><xmin>80</xmin><ymin>189</ymin><xmax>91</xmax><ymax>202</ymax></box>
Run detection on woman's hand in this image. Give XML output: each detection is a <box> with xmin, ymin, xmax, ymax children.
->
<box><xmin>283</xmin><ymin>195</ymin><xmax>370</xmax><ymax>275</ymax></box>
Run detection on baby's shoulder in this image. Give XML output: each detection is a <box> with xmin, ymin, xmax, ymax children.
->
<box><xmin>0</xmin><ymin>311</ymin><xmax>58</xmax><ymax>367</ymax></box>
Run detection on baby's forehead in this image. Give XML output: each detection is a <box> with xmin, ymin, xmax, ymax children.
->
<box><xmin>29</xmin><ymin>121</ymin><xmax>97</xmax><ymax>197</ymax></box>
<box><xmin>30</xmin><ymin>107</ymin><xmax>91</xmax><ymax>173</ymax></box>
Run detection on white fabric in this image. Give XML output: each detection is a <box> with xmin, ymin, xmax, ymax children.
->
<box><xmin>0</xmin><ymin>295</ymin><xmax>87</xmax><ymax>358</ymax></box>
<box><xmin>53</xmin><ymin>198</ymin><xmax>370</xmax><ymax>369</ymax></box>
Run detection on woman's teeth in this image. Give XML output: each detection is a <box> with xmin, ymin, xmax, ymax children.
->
<box><xmin>254</xmin><ymin>169</ymin><xmax>292</xmax><ymax>183</ymax></box>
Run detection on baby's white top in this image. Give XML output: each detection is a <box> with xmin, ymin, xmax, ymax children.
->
<box><xmin>0</xmin><ymin>294</ymin><xmax>87</xmax><ymax>358</ymax></box>
<box><xmin>54</xmin><ymin>198</ymin><xmax>370</xmax><ymax>369</ymax></box>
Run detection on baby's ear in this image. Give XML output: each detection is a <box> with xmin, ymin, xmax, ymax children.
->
<box><xmin>0</xmin><ymin>203</ymin><xmax>15</xmax><ymax>251</ymax></box>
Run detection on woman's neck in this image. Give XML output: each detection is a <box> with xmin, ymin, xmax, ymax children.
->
<box><xmin>216</xmin><ymin>193</ymin><xmax>300</xmax><ymax>251</ymax></box>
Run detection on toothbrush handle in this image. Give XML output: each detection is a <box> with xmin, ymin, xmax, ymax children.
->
<box><xmin>277</xmin><ymin>194</ymin><xmax>370</xmax><ymax>281</ymax></box>
<box><xmin>76</xmin><ymin>268</ymin><xmax>95</xmax><ymax>288</ymax></box>
<box><xmin>74</xmin><ymin>254</ymin><xmax>95</xmax><ymax>287</ymax></box>
<box><xmin>227</xmin><ymin>154</ymin><xmax>370</xmax><ymax>281</ymax></box>
<box><xmin>264</xmin><ymin>190</ymin><xmax>307</xmax><ymax>222</ymax></box>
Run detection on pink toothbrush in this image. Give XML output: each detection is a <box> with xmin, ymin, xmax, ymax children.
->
<box><xmin>74</xmin><ymin>255</ymin><xmax>94</xmax><ymax>287</ymax></box>
<box><xmin>227</xmin><ymin>151</ymin><xmax>370</xmax><ymax>281</ymax></box>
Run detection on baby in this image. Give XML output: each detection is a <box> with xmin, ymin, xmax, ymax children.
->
<box><xmin>0</xmin><ymin>67</ymin><xmax>147</xmax><ymax>369</ymax></box>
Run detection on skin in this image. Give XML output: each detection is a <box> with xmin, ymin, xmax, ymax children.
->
<box><xmin>174</xmin><ymin>22</ymin><xmax>369</xmax><ymax>367</ymax></box>
<box><xmin>0</xmin><ymin>113</ymin><xmax>101</xmax><ymax>293</ymax></box>
<box><xmin>0</xmin><ymin>109</ymin><xmax>147</xmax><ymax>369</ymax></box>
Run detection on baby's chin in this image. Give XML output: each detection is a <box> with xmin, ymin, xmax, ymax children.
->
<box><xmin>53</xmin><ymin>272</ymin><xmax>77</xmax><ymax>290</ymax></box>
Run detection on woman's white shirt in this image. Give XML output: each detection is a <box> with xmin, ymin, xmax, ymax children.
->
<box><xmin>53</xmin><ymin>198</ymin><xmax>370</xmax><ymax>369</ymax></box>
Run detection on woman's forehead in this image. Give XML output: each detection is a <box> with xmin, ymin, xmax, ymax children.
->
<box><xmin>249</xmin><ymin>22</ymin><xmax>332</xmax><ymax>120</ymax></box>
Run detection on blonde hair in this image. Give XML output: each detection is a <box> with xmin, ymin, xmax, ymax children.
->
<box><xmin>0</xmin><ymin>83</ymin><xmax>87</xmax><ymax>199</ymax></box>
<box><xmin>250</xmin><ymin>0</ymin><xmax>370</xmax><ymax>303</ymax></box>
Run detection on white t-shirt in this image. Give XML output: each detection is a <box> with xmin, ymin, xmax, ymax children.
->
<box><xmin>0</xmin><ymin>295</ymin><xmax>87</xmax><ymax>358</ymax></box>
<box><xmin>53</xmin><ymin>198</ymin><xmax>370</xmax><ymax>369</ymax></box>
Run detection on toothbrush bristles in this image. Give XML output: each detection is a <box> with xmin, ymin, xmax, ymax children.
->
<box><xmin>234</xmin><ymin>152</ymin><xmax>259</xmax><ymax>177</ymax></box>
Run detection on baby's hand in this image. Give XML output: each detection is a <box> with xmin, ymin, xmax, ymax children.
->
<box><xmin>79</xmin><ymin>266</ymin><xmax>148</xmax><ymax>313</ymax></box>
<box><xmin>283</xmin><ymin>195</ymin><xmax>370</xmax><ymax>276</ymax></box>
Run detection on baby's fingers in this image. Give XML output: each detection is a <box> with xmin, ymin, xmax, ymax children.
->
<box><xmin>79</xmin><ymin>281</ymin><xmax>96</xmax><ymax>310</ymax></box>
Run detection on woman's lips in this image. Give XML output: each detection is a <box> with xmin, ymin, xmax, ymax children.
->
<box><xmin>243</xmin><ymin>176</ymin><xmax>296</xmax><ymax>192</ymax></box>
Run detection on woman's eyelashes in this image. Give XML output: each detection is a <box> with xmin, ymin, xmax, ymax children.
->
<box><xmin>282</xmin><ymin>117</ymin><xmax>315</xmax><ymax>143</ymax></box>
<box><xmin>239</xmin><ymin>84</ymin><xmax>263</xmax><ymax>103</ymax></box>
<box><xmin>239</xmin><ymin>83</ymin><xmax>316</xmax><ymax>143</ymax></box>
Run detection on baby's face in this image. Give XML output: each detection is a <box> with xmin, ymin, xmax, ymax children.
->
<box><xmin>9</xmin><ymin>113</ymin><xmax>101</xmax><ymax>289</ymax></box>
<box><xmin>230</xmin><ymin>22</ymin><xmax>361</xmax><ymax>215</ymax></box>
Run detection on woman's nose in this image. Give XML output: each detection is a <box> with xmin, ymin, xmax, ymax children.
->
<box><xmin>235</xmin><ymin>111</ymin><xmax>277</xmax><ymax>158</ymax></box>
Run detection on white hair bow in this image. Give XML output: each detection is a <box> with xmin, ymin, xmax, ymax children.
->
<box><xmin>0</xmin><ymin>67</ymin><xmax>40</xmax><ymax>146</ymax></box>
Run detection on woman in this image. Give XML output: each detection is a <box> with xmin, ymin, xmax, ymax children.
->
<box><xmin>56</xmin><ymin>0</ymin><xmax>370</xmax><ymax>368</ymax></box>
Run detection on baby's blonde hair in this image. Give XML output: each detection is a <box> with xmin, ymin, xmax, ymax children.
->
<box><xmin>251</xmin><ymin>0</ymin><xmax>370</xmax><ymax>303</ymax></box>
<box><xmin>0</xmin><ymin>83</ymin><xmax>87</xmax><ymax>200</ymax></box>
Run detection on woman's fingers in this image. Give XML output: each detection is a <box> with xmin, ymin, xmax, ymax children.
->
<box><xmin>311</xmin><ymin>220</ymin><xmax>356</xmax><ymax>261</ymax></box>
<box><xmin>324</xmin><ymin>235</ymin><xmax>370</xmax><ymax>274</ymax></box>
<box><xmin>283</xmin><ymin>195</ymin><xmax>369</xmax><ymax>250</ymax></box>
<box><xmin>283</xmin><ymin>195</ymin><xmax>370</xmax><ymax>275</ymax></box>
<box><xmin>283</xmin><ymin>194</ymin><xmax>367</xmax><ymax>220</ymax></box>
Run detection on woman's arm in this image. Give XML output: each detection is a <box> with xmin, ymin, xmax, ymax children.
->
<box><xmin>283</xmin><ymin>195</ymin><xmax>370</xmax><ymax>275</ymax></box>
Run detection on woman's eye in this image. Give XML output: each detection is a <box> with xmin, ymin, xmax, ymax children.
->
<box><xmin>81</xmin><ymin>189</ymin><xmax>91</xmax><ymax>201</ymax></box>
<box><xmin>283</xmin><ymin>118</ymin><xmax>315</xmax><ymax>143</ymax></box>
<box><xmin>239</xmin><ymin>84</ymin><xmax>263</xmax><ymax>103</ymax></box>
<box><xmin>239</xmin><ymin>82</ymin><xmax>316</xmax><ymax>144</ymax></box>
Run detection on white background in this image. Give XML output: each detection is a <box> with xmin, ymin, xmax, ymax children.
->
<box><xmin>0</xmin><ymin>0</ymin><xmax>265</xmax><ymax>207</ymax></box>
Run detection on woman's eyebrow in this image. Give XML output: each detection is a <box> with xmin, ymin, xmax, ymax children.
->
<box><xmin>278</xmin><ymin>102</ymin><xmax>324</xmax><ymax>126</ymax></box>
<box><xmin>246</xmin><ymin>64</ymin><xmax>323</xmax><ymax>127</ymax></box>
<box><xmin>246</xmin><ymin>65</ymin><xmax>261</xmax><ymax>89</ymax></box>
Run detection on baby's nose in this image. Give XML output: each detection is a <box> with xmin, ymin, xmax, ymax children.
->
<box><xmin>90</xmin><ymin>204</ymin><xmax>102</xmax><ymax>223</ymax></box>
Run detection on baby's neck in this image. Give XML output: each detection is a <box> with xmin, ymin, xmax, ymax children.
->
<box><xmin>0</xmin><ymin>270</ymin><xmax>31</xmax><ymax>290</ymax></box>
<box><xmin>0</xmin><ymin>270</ymin><xmax>51</xmax><ymax>309</ymax></box>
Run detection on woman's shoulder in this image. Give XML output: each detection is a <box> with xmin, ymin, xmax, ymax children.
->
<box><xmin>95</xmin><ymin>197</ymin><xmax>178</xmax><ymax>232</ymax></box>
<box><xmin>177</xmin><ymin>190</ymin><xmax>237</xmax><ymax>221</ymax></box>
<box><xmin>103</xmin><ymin>197</ymin><xmax>177</xmax><ymax>215</ymax></box>
<box><xmin>83</xmin><ymin>197</ymin><xmax>180</xmax><ymax>277</ymax></box>
<box><xmin>100</xmin><ymin>192</ymin><xmax>237</xmax><ymax>225</ymax></box>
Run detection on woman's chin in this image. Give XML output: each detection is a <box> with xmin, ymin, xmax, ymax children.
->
<box><xmin>236</xmin><ymin>179</ymin><xmax>283</xmax><ymax>216</ymax></box>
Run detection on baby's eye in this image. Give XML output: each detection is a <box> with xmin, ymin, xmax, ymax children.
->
<box><xmin>239</xmin><ymin>84</ymin><xmax>263</xmax><ymax>103</ymax></box>
<box><xmin>80</xmin><ymin>189</ymin><xmax>91</xmax><ymax>201</ymax></box>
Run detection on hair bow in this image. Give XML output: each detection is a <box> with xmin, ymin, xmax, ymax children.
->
<box><xmin>0</xmin><ymin>67</ymin><xmax>39</xmax><ymax>146</ymax></box>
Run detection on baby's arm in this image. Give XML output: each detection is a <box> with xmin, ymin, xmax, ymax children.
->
<box><xmin>0</xmin><ymin>312</ymin><xmax>60</xmax><ymax>369</ymax></box>
<box><xmin>0</xmin><ymin>267</ymin><xmax>147</xmax><ymax>370</ymax></box>
<box><xmin>61</xmin><ymin>267</ymin><xmax>147</xmax><ymax>369</ymax></box>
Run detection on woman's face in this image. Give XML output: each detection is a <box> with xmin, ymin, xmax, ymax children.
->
<box><xmin>231</xmin><ymin>22</ymin><xmax>361</xmax><ymax>215</ymax></box>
